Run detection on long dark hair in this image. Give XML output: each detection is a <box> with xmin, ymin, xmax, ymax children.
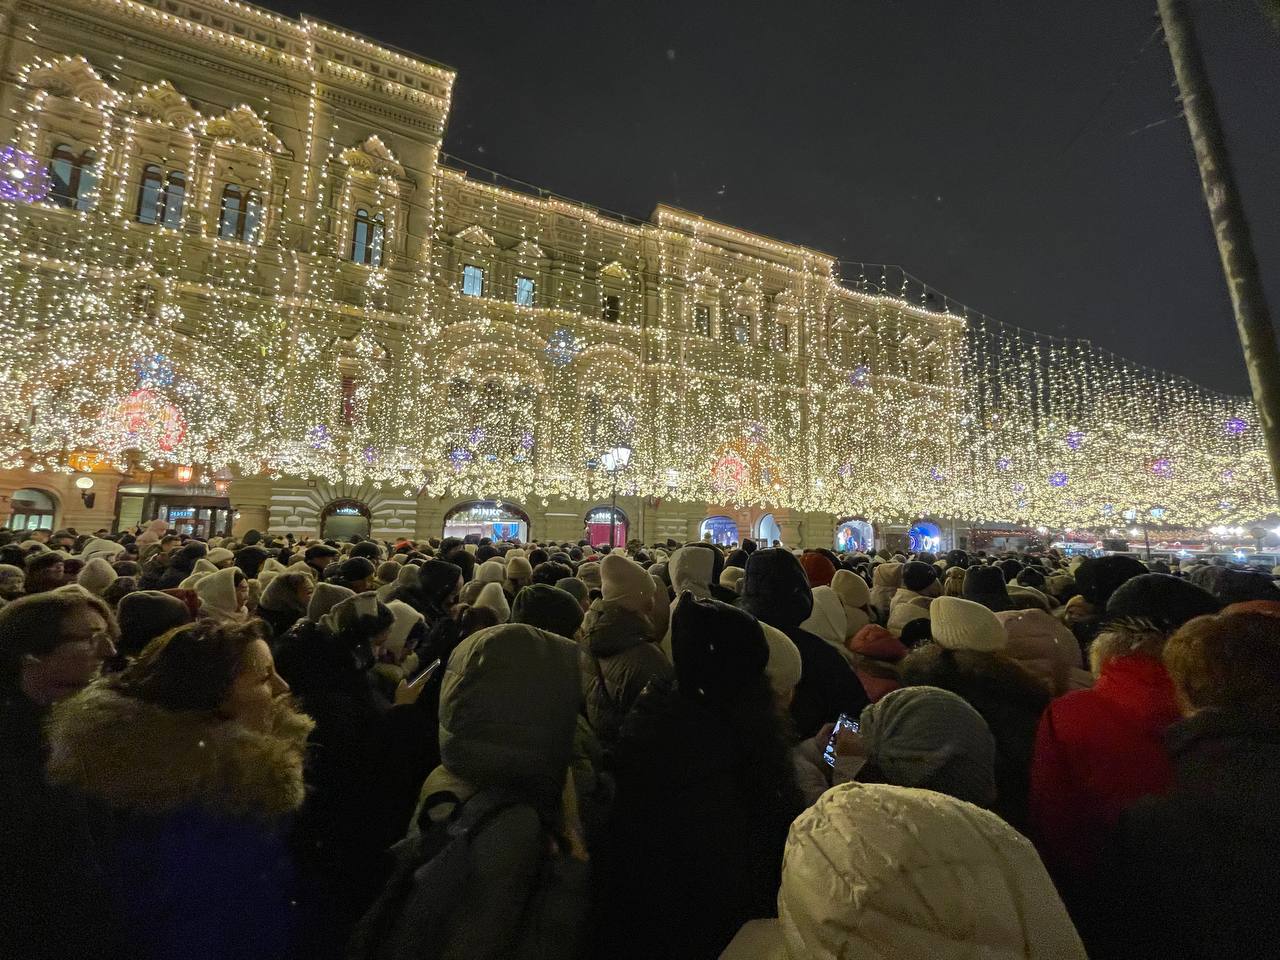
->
<box><xmin>112</xmin><ymin>619</ymin><xmax>266</xmax><ymax>712</ymax></box>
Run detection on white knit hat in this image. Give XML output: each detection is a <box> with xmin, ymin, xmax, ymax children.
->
<box><xmin>76</xmin><ymin>557</ymin><xmax>118</xmax><ymax>597</ymax></box>
<box><xmin>930</xmin><ymin>596</ymin><xmax>1007</xmax><ymax>652</ymax></box>
<box><xmin>601</xmin><ymin>553</ymin><xmax>653</xmax><ymax>614</ymax></box>
<box><xmin>760</xmin><ymin>622</ymin><xmax>802</xmax><ymax>699</ymax></box>
<box><xmin>476</xmin><ymin>559</ymin><xmax>507</xmax><ymax>584</ymax></box>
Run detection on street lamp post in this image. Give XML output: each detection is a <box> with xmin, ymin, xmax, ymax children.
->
<box><xmin>600</xmin><ymin>444</ymin><xmax>632</xmax><ymax>549</ymax></box>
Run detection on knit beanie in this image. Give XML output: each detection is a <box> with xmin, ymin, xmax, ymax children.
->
<box><xmin>319</xmin><ymin>592</ymin><xmax>392</xmax><ymax>641</ymax></box>
<box><xmin>760</xmin><ymin>621</ymin><xmax>803</xmax><ymax>699</ymax></box>
<box><xmin>1105</xmin><ymin>573</ymin><xmax>1222</xmax><ymax>630</ymax></box>
<box><xmin>799</xmin><ymin>552</ymin><xmax>836</xmax><ymax>588</ymax></box>
<box><xmin>555</xmin><ymin>577</ymin><xmax>589</xmax><ymax>608</ymax></box>
<box><xmin>930</xmin><ymin>596</ymin><xmax>1008</xmax><ymax>652</ymax></box>
<box><xmin>671</xmin><ymin>591</ymin><xmax>769</xmax><ymax>700</ymax></box>
<box><xmin>376</xmin><ymin>560</ymin><xmax>401</xmax><ymax>584</ymax></box>
<box><xmin>506</xmin><ymin>556</ymin><xmax>534</xmax><ymax>581</ymax></box>
<box><xmin>577</xmin><ymin>560</ymin><xmax>602</xmax><ymax>591</ymax></box>
<box><xmin>831</xmin><ymin>568</ymin><xmax>871</xmax><ymax>612</ymax></box>
<box><xmin>476</xmin><ymin>559</ymin><xmax>507</xmax><ymax>584</ymax></box>
<box><xmin>962</xmin><ymin>565</ymin><xmax>1013</xmax><ymax>612</ymax></box>
<box><xmin>601</xmin><ymin>553</ymin><xmax>654</xmax><ymax>615</ymax></box>
<box><xmin>116</xmin><ymin>589</ymin><xmax>192</xmax><ymax>657</ymax></box>
<box><xmin>308</xmin><ymin>582</ymin><xmax>355</xmax><ymax>621</ymax></box>
<box><xmin>76</xmin><ymin>557</ymin><xmax>118</xmax><ymax>597</ymax></box>
<box><xmin>206</xmin><ymin>547</ymin><xmax>235</xmax><ymax>567</ymax></box>
<box><xmin>475</xmin><ymin>581</ymin><xmax>511</xmax><ymax>623</ymax></box>
<box><xmin>901</xmin><ymin>561</ymin><xmax>938</xmax><ymax>593</ymax></box>
<box><xmin>998</xmin><ymin>558</ymin><xmax>1023</xmax><ymax>583</ymax></box>
<box><xmin>350</xmin><ymin>541</ymin><xmax>382</xmax><ymax>562</ymax></box>
<box><xmin>859</xmin><ymin>685</ymin><xmax>997</xmax><ymax>807</ymax></box>
<box><xmin>78</xmin><ymin>537</ymin><xmax>126</xmax><ymax>563</ymax></box>
<box><xmin>511</xmin><ymin>584</ymin><xmax>584</xmax><ymax>639</ymax></box>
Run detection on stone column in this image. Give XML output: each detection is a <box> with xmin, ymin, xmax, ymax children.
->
<box><xmin>229</xmin><ymin>477</ymin><xmax>274</xmax><ymax>538</ymax></box>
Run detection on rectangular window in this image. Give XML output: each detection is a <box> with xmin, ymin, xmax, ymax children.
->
<box><xmin>694</xmin><ymin>304</ymin><xmax>711</xmax><ymax>337</ymax></box>
<box><xmin>731</xmin><ymin>313</ymin><xmax>751</xmax><ymax>345</ymax></box>
<box><xmin>462</xmin><ymin>263</ymin><xmax>485</xmax><ymax>297</ymax></box>
<box><xmin>161</xmin><ymin>172</ymin><xmax>186</xmax><ymax>228</ymax></box>
<box><xmin>515</xmin><ymin>275</ymin><xmax>535</xmax><ymax>306</ymax></box>
<box><xmin>602</xmin><ymin>294</ymin><xmax>621</xmax><ymax>324</ymax></box>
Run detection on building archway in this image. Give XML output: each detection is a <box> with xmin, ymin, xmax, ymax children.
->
<box><xmin>834</xmin><ymin>518</ymin><xmax>874</xmax><ymax>553</ymax></box>
<box><xmin>700</xmin><ymin>515</ymin><xmax>739</xmax><ymax>546</ymax></box>
<box><xmin>443</xmin><ymin>500</ymin><xmax>530</xmax><ymax>542</ymax></box>
<box><xmin>321</xmin><ymin>498</ymin><xmax>372</xmax><ymax>541</ymax></box>
<box><xmin>584</xmin><ymin>505</ymin><xmax>628</xmax><ymax>548</ymax></box>
<box><xmin>908</xmin><ymin>520</ymin><xmax>943</xmax><ymax>554</ymax></box>
<box><xmin>755</xmin><ymin>513</ymin><xmax>782</xmax><ymax>546</ymax></box>
<box><xmin>9</xmin><ymin>488</ymin><xmax>58</xmax><ymax>531</ymax></box>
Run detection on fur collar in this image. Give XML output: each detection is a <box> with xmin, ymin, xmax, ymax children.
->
<box><xmin>46</xmin><ymin>683</ymin><xmax>314</xmax><ymax>818</ymax></box>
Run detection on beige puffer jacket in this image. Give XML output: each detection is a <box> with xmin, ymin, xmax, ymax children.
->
<box><xmin>996</xmin><ymin>608</ymin><xmax>1093</xmax><ymax>696</ymax></box>
<box><xmin>720</xmin><ymin>782</ymin><xmax>1086</xmax><ymax>959</ymax></box>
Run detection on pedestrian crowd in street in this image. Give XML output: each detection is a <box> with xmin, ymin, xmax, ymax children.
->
<box><xmin>2</xmin><ymin>519</ymin><xmax>1279</xmax><ymax>959</ymax></box>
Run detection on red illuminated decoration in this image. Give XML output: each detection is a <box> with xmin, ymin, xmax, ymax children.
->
<box><xmin>99</xmin><ymin>389</ymin><xmax>187</xmax><ymax>453</ymax></box>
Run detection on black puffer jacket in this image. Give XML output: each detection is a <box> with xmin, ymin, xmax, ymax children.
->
<box><xmin>739</xmin><ymin>548</ymin><xmax>868</xmax><ymax>738</ymax></box>
<box><xmin>899</xmin><ymin>643</ymin><xmax>1052</xmax><ymax>830</ymax></box>
<box><xmin>579</xmin><ymin>600</ymin><xmax>674</xmax><ymax>746</ymax></box>
<box><xmin>1107</xmin><ymin>700</ymin><xmax>1280</xmax><ymax>960</ymax></box>
<box><xmin>594</xmin><ymin>683</ymin><xmax>803</xmax><ymax>960</ymax></box>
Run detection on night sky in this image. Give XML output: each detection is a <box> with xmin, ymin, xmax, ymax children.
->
<box><xmin>264</xmin><ymin>0</ymin><xmax>1279</xmax><ymax>395</ymax></box>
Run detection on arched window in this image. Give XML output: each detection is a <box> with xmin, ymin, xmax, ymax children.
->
<box><xmin>136</xmin><ymin>163</ymin><xmax>164</xmax><ymax>223</ymax></box>
<box><xmin>48</xmin><ymin>144</ymin><xmax>97</xmax><ymax>211</ymax></box>
<box><xmin>350</xmin><ymin>208</ymin><xmax>385</xmax><ymax>266</ymax></box>
<box><xmin>9</xmin><ymin>488</ymin><xmax>57</xmax><ymax>531</ymax></box>
<box><xmin>138</xmin><ymin>167</ymin><xmax>186</xmax><ymax>226</ymax></box>
<box><xmin>218</xmin><ymin>183</ymin><xmax>263</xmax><ymax>243</ymax></box>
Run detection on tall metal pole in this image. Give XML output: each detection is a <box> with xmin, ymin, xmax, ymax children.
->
<box><xmin>609</xmin><ymin>470</ymin><xmax>618</xmax><ymax>548</ymax></box>
<box><xmin>1158</xmin><ymin>0</ymin><xmax>1280</xmax><ymax>507</ymax></box>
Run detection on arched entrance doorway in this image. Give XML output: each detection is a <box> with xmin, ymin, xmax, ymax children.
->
<box><xmin>584</xmin><ymin>506</ymin><xmax>628</xmax><ymax>548</ymax></box>
<box><xmin>321</xmin><ymin>499</ymin><xmax>372</xmax><ymax>540</ymax></box>
<box><xmin>755</xmin><ymin>513</ymin><xmax>782</xmax><ymax>546</ymax></box>
<box><xmin>443</xmin><ymin>500</ymin><xmax>530</xmax><ymax>542</ymax></box>
<box><xmin>9</xmin><ymin>488</ymin><xmax>57</xmax><ymax>531</ymax></box>
<box><xmin>835</xmin><ymin>518</ymin><xmax>874</xmax><ymax>553</ymax></box>
<box><xmin>700</xmin><ymin>515</ymin><xmax>739</xmax><ymax>546</ymax></box>
<box><xmin>908</xmin><ymin>520</ymin><xmax>943</xmax><ymax>554</ymax></box>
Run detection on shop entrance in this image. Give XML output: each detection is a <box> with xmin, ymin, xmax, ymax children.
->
<box><xmin>321</xmin><ymin>499</ymin><xmax>372</xmax><ymax>541</ymax></box>
<box><xmin>443</xmin><ymin>500</ymin><xmax>530</xmax><ymax>542</ymax></box>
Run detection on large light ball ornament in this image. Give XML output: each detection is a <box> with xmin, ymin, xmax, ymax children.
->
<box><xmin>544</xmin><ymin>328</ymin><xmax>580</xmax><ymax>366</ymax></box>
<box><xmin>98</xmin><ymin>389</ymin><xmax>187</xmax><ymax>453</ymax></box>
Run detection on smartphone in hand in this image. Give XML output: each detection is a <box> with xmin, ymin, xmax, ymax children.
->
<box><xmin>824</xmin><ymin>712</ymin><xmax>861</xmax><ymax>767</ymax></box>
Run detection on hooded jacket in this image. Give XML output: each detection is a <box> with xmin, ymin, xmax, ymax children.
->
<box><xmin>900</xmin><ymin>644</ymin><xmax>1052</xmax><ymax>831</ymax></box>
<box><xmin>256</xmin><ymin>573</ymin><xmax>310</xmax><ymax>639</ymax></box>
<box><xmin>579</xmin><ymin>599</ymin><xmax>674</xmax><ymax>745</ymax></box>
<box><xmin>996</xmin><ymin>608</ymin><xmax>1093</xmax><ymax>696</ymax></box>
<box><xmin>798</xmin><ymin>585</ymin><xmax>846</xmax><ymax>652</ymax></box>
<box><xmin>194</xmin><ymin>566</ymin><xmax>245</xmax><ymax>622</ymax></box>
<box><xmin>869</xmin><ymin>562</ymin><xmax>903</xmax><ymax>621</ymax></box>
<box><xmin>45</xmin><ymin>684</ymin><xmax>312</xmax><ymax>960</ymax></box>
<box><xmin>1029</xmin><ymin>623</ymin><xmax>1181</xmax><ymax>891</ymax></box>
<box><xmin>741</xmin><ymin>549</ymin><xmax>868</xmax><ymax>738</ymax></box>
<box><xmin>721</xmin><ymin>783</ymin><xmax>1086</xmax><ymax>960</ymax></box>
<box><xmin>830</xmin><ymin>569</ymin><xmax>872</xmax><ymax>639</ymax></box>
<box><xmin>887</xmin><ymin>586</ymin><xmax>934</xmax><ymax>635</ymax></box>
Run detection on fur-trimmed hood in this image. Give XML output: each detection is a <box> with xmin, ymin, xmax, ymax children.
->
<box><xmin>46</xmin><ymin>683</ymin><xmax>314</xmax><ymax>819</ymax></box>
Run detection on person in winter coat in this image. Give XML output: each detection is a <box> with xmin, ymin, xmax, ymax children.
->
<box><xmin>798</xmin><ymin>585</ymin><xmax>847</xmax><ymax>656</ymax></box>
<box><xmin>887</xmin><ymin>560</ymin><xmax>939</xmax><ymax>634</ymax></box>
<box><xmin>386</xmin><ymin>558</ymin><xmax>462</xmax><ymax>624</ymax></box>
<box><xmin>996</xmin><ymin>607</ymin><xmax>1092</xmax><ymax>696</ymax></box>
<box><xmin>255</xmin><ymin>571</ymin><xmax>314</xmax><ymax>638</ymax></box>
<box><xmin>900</xmin><ymin>596</ymin><xmax>1051</xmax><ymax>831</ymax></box>
<box><xmin>578</xmin><ymin>565</ymin><xmax>674</xmax><ymax>747</ymax></box>
<box><xmin>1029</xmin><ymin>574</ymin><xmax>1221</xmax><ymax>948</ymax></box>
<box><xmin>868</xmin><ymin>561</ymin><xmax>902</xmax><ymax>622</ymax></box>
<box><xmin>44</xmin><ymin>618</ymin><xmax>311</xmax><ymax>960</ymax></box>
<box><xmin>112</xmin><ymin>589</ymin><xmax>193</xmax><ymax>666</ymax></box>
<box><xmin>0</xmin><ymin>589</ymin><xmax>123</xmax><ymax>960</ymax></box>
<box><xmin>154</xmin><ymin>541</ymin><xmax>208</xmax><ymax>589</ymax></box>
<box><xmin>720</xmin><ymin>783</ymin><xmax>1086</xmax><ymax>960</ymax></box>
<box><xmin>1066</xmin><ymin>554</ymin><xmax>1148</xmax><ymax>655</ymax></box>
<box><xmin>962</xmin><ymin>564</ymin><xmax>1013</xmax><ymax>612</ymax></box>
<box><xmin>275</xmin><ymin>593</ymin><xmax>435</xmax><ymax>958</ymax></box>
<box><xmin>596</xmin><ymin>593</ymin><xmax>804</xmax><ymax>960</ymax></box>
<box><xmin>740</xmin><ymin>549</ymin><xmax>868</xmax><ymax>738</ymax></box>
<box><xmin>194</xmin><ymin>566</ymin><xmax>250</xmax><ymax>623</ymax></box>
<box><xmin>1108</xmin><ymin>610</ymin><xmax>1280</xmax><ymax>960</ymax></box>
<box><xmin>396</xmin><ymin>623</ymin><xmax>589</xmax><ymax>960</ymax></box>
<box><xmin>829</xmin><ymin>568</ymin><xmax>873</xmax><ymax>639</ymax></box>
<box><xmin>846</xmin><ymin>623</ymin><xmax>908</xmax><ymax>703</ymax></box>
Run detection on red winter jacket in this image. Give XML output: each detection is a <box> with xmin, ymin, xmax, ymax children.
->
<box><xmin>1029</xmin><ymin>651</ymin><xmax>1180</xmax><ymax>883</ymax></box>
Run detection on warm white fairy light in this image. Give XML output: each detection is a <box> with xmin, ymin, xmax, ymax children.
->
<box><xmin>0</xmin><ymin>1</ymin><xmax>1271</xmax><ymax>531</ymax></box>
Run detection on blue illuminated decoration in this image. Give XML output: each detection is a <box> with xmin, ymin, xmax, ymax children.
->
<box><xmin>908</xmin><ymin>521</ymin><xmax>942</xmax><ymax>553</ymax></box>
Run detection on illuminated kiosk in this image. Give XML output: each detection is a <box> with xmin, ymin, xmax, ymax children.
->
<box><xmin>585</xmin><ymin>506</ymin><xmax>628</xmax><ymax>548</ymax></box>
<box><xmin>443</xmin><ymin>500</ymin><xmax>530</xmax><ymax>542</ymax></box>
<box><xmin>835</xmin><ymin>518</ymin><xmax>874</xmax><ymax>553</ymax></box>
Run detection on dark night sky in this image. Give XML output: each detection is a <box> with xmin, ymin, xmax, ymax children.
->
<box><xmin>263</xmin><ymin>0</ymin><xmax>1279</xmax><ymax>395</ymax></box>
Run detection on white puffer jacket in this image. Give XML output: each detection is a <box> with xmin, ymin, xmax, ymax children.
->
<box><xmin>721</xmin><ymin>782</ymin><xmax>1086</xmax><ymax>960</ymax></box>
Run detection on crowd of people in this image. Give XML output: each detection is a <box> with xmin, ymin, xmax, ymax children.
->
<box><xmin>2</xmin><ymin>518</ymin><xmax>1279</xmax><ymax>959</ymax></box>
